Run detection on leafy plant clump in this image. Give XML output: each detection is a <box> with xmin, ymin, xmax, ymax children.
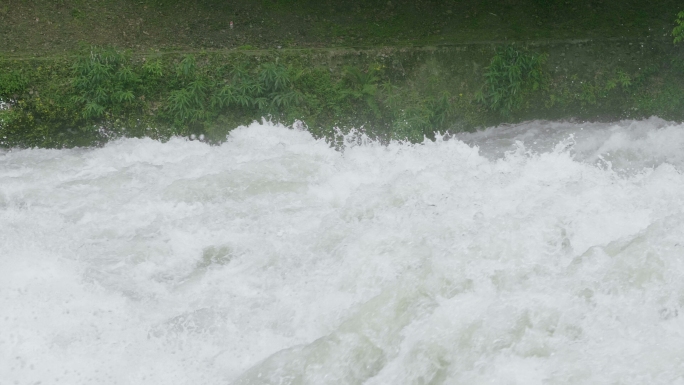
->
<box><xmin>72</xmin><ymin>47</ymin><xmax>142</xmax><ymax>119</ymax></box>
<box><xmin>163</xmin><ymin>55</ymin><xmax>306</xmax><ymax>137</ymax></box>
<box><xmin>4</xmin><ymin>41</ymin><xmax>679</xmax><ymax>149</ymax></box>
<box><xmin>4</xmin><ymin>48</ymin><xmax>466</xmax><ymax>147</ymax></box>
<box><xmin>477</xmin><ymin>45</ymin><xmax>548</xmax><ymax>116</ymax></box>
<box><xmin>0</xmin><ymin>70</ymin><xmax>28</xmax><ymax>99</ymax></box>
<box><xmin>674</xmin><ymin>11</ymin><xmax>684</xmax><ymax>44</ymax></box>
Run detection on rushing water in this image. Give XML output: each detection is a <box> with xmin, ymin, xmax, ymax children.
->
<box><xmin>2</xmin><ymin>118</ymin><xmax>684</xmax><ymax>384</ymax></box>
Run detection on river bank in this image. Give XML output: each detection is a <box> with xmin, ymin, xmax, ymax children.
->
<box><xmin>1</xmin><ymin>1</ymin><xmax>683</xmax><ymax>148</ymax></box>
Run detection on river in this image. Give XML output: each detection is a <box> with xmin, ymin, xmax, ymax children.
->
<box><xmin>2</xmin><ymin>118</ymin><xmax>684</xmax><ymax>384</ymax></box>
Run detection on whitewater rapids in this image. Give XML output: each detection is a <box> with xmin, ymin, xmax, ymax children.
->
<box><xmin>2</xmin><ymin>118</ymin><xmax>684</xmax><ymax>384</ymax></box>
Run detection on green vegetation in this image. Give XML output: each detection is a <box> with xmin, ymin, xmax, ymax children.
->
<box><xmin>0</xmin><ymin>47</ymin><xmax>487</xmax><ymax>147</ymax></box>
<box><xmin>72</xmin><ymin>48</ymin><xmax>141</xmax><ymax>119</ymax></box>
<box><xmin>477</xmin><ymin>45</ymin><xmax>547</xmax><ymax>116</ymax></box>
<box><xmin>2</xmin><ymin>38</ymin><xmax>684</xmax><ymax>149</ymax></box>
<box><xmin>0</xmin><ymin>70</ymin><xmax>27</xmax><ymax>97</ymax></box>
<box><xmin>674</xmin><ymin>11</ymin><xmax>684</xmax><ymax>44</ymax></box>
<box><xmin>2</xmin><ymin>2</ymin><xmax>684</xmax><ymax>148</ymax></box>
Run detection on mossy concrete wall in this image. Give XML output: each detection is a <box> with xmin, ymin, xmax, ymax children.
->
<box><xmin>276</xmin><ymin>37</ymin><xmax>683</xmax><ymax>123</ymax></box>
<box><xmin>1</xmin><ymin>38</ymin><xmax>683</xmax><ymax>148</ymax></box>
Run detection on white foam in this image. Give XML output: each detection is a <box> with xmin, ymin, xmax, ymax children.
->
<box><xmin>2</xmin><ymin>120</ymin><xmax>684</xmax><ymax>384</ymax></box>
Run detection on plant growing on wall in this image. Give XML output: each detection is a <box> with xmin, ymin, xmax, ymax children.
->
<box><xmin>674</xmin><ymin>11</ymin><xmax>684</xmax><ymax>44</ymax></box>
<box><xmin>256</xmin><ymin>61</ymin><xmax>304</xmax><ymax>114</ymax></box>
<box><xmin>476</xmin><ymin>45</ymin><xmax>548</xmax><ymax>116</ymax></box>
<box><xmin>0</xmin><ymin>70</ymin><xmax>27</xmax><ymax>100</ymax></box>
<box><xmin>72</xmin><ymin>47</ymin><xmax>140</xmax><ymax>119</ymax></box>
<box><xmin>164</xmin><ymin>56</ymin><xmax>307</xmax><ymax>134</ymax></box>
<box><xmin>340</xmin><ymin>66</ymin><xmax>381</xmax><ymax>117</ymax></box>
<box><xmin>165</xmin><ymin>54</ymin><xmax>211</xmax><ymax>126</ymax></box>
<box><xmin>209</xmin><ymin>60</ymin><xmax>303</xmax><ymax>116</ymax></box>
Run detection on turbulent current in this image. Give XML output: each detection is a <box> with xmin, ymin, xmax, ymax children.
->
<box><xmin>2</xmin><ymin>118</ymin><xmax>684</xmax><ymax>384</ymax></box>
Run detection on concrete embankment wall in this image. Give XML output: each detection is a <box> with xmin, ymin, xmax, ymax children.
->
<box><xmin>1</xmin><ymin>38</ymin><xmax>683</xmax><ymax>147</ymax></box>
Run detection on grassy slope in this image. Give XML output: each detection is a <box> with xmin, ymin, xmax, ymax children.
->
<box><xmin>0</xmin><ymin>0</ymin><xmax>681</xmax><ymax>55</ymax></box>
<box><xmin>0</xmin><ymin>1</ymin><xmax>682</xmax><ymax>148</ymax></box>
